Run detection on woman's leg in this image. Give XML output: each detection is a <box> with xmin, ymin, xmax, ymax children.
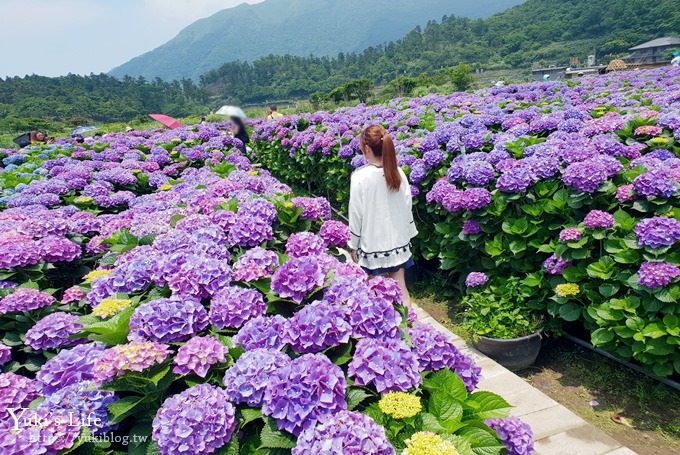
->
<box><xmin>388</xmin><ymin>267</ymin><xmax>412</xmax><ymax>308</ymax></box>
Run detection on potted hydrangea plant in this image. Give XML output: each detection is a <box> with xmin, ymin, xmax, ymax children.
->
<box><xmin>461</xmin><ymin>274</ymin><xmax>544</xmax><ymax>370</ymax></box>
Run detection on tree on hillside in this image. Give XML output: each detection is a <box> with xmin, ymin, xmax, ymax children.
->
<box><xmin>450</xmin><ymin>64</ymin><xmax>475</xmax><ymax>91</ymax></box>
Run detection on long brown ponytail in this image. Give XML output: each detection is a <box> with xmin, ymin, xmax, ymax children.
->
<box><xmin>361</xmin><ymin>125</ymin><xmax>401</xmax><ymax>191</ymax></box>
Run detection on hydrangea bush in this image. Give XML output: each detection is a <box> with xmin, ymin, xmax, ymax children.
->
<box><xmin>0</xmin><ymin>124</ymin><xmax>523</xmax><ymax>454</ymax></box>
<box><xmin>250</xmin><ymin>67</ymin><xmax>680</xmax><ymax>377</ymax></box>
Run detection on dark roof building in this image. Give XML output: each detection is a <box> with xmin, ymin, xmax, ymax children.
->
<box><xmin>627</xmin><ymin>37</ymin><xmax>680</xmax><ymax>64</ymax></box>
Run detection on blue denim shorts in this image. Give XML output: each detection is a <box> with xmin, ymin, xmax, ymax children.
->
<box><xmin>362</xmin><ymin>258</ymin><xmax>415</xmax><ymax>276</ymax></box>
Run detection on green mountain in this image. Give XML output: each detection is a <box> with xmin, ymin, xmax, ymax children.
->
<box><xmin>109</xmin><ymin>0</ymin><xmax>523</xmax><ymax>81</ymax></box>
<box><xmin>202</xmin><ymin>0</ymin><xmax>680</xmax><ymax>103</ymax></box>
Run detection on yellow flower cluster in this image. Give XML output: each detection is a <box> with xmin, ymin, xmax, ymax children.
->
<box><xmin>649</xmin><ymin>137</ymin><xmax>671</xmax><ymax>145</ymax></box>
<box><xmin>159</xmin><ymin>184</ymin><xmax>173</xmax><ymax>191</ymax></box>
<box><xmin>92</xmin><ymin>298</ymin><xmax>132</xmax><ymax>318</ymax></box>
<box><xmin>403</xmin><ymin>432</ymin><xmax>460</xmax><ymax>455</ymax></box>
<box><xmin>73</xmin><ymin>196</ymin><xmax>93</xmax><ymax>205</ymax></box>
<box><xmin>84</xmin><ymin>269</ymin><xmax>113</xmax><ymax>283</ymax></box>
<box><xmin>248</xmin><ymin>170</ymin><xmax>260</xmax><ymax>176</ymax></box>
<box><xmin>378</xmin><ymin>392</ymin><xmax>422</xmax><ymax>419</ymax></box>
<box><xmin>555</xmin><ymin>283</ymin><xmax>580</xmax><ymax>298</ymax></box>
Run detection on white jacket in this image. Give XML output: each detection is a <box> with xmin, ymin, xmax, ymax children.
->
<box><xmin>348</xmin><ymin>165</ymin><xmax>418</xmax><ymax>270</ymax></box>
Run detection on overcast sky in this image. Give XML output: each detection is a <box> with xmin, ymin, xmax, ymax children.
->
<box><xmin>0</xmin><ymin>0</ymin><xmax>264</xmax><ymax>78</ymax></box>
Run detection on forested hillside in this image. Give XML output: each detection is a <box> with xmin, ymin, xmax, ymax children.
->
<box><xmin>202</xmin><ymin>0</ymin><xmax>680</xmax><ymax>103</ymax></box>
<box><xmin>110</xmin><ymin>0</ymin><xmax>521</xmax><ymax>81</ymax></box>
<box><xmin>0</xmin><ymin>74</ymin><xmax>206</xmax><ymax>133</ymax></box>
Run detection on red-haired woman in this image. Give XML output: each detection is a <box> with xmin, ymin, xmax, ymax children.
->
<box><xmin>349</xmin><ymin>125</ymin><xmax>418</xmax><ymax>306</ymax></box>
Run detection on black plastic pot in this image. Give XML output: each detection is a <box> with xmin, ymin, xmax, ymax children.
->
<box><xmin>473</xmin><ymin>331</ymin><xmax>543</xmax><ymax>371</ymax></box>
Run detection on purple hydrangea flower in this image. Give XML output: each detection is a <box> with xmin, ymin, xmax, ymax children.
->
<box><xmin>0</xmin><ymin>288</ymin><xmax>55</xmax><ymax>314</ymax></box>
<box><xmin>129</xmin><ymin>297</ymin><xmax>209</xmax><ymax>343</ymax></box>
<box><xmin>228</xmin><ymin>215</ymin><xmax>273</xmax><ymax>247</ymax></box>
<box><xmin>543</xmin><ymin>255</ymin><xmax>570</xmax><ymax>276</ymax></box>
<box><xmin>173</xmin><ymin>335</ymin><xmax>229</xmax><ymax>377</ymax></box>
<box><xmin>0</xmin><ymin>372</ymin><xmax>40</xmax><ymax>410</ymax></box>
<box><xmin>37</xmin><ymin>342</ymin><xmax>106</xmax><ymax>394</ymax></box>
<box><xmin>286</xmin><ymin>232</ymin><xmax>327</xmax><ymax>258</ymax></box>
<box><xmin>324</xmin><ymin>277</ymin><xmax>369</xmax><ymax>304</ymax></box>
<box><xmin>165</xmin><ymin>253</ymin><xmax>232</xmax><ymax>299</ymax></box>
<box><xmin>239</xmin><ymin>198</ymin><xmax>277</xmax><ymax>223</ymax></box>
<box><xmin>0</xmin><ymin>280</ymin><xmax>17</xmax><ymax>289</ymax></box>
<box><xmin>263</xmin><ymin>353</ymin><xmax>347</xmax><ymax>436</ymax></box>
<box><xmin>485</xmin><ymin>417</ymin><xmax>534</xmax><ymax>455</ymax></box>
<box><xmin>0</xmin><ymin>343</ymin><xmax>10</xmax><ymax>366</ymax></box>
<box><xmin>94</xmin><ymin>342</ymin><xmax>172</xmax><ymax>385</ymax></box>
<box><xmin>409</xmin><ymin>160</ymin><xmax>427</xmax><ymax>184</ymax></box>
<box><xmin>223</xmin><ymin>348</ymin><xmax>291</xmax><ymax>407</ymax></box>
<box><xmin>209</xmin><ymin>286</ymin><xmax>267</xmax><ymax>330</ymax></box>
<box><xmin>284</xmin><ymin>301</ymin><xmax>352</xmax><ymax>353</ymax></box>
<box><xmin>152</xmin><ymin>384</ymin><xmax>237</xmax><ymax>455</ymax></box>
<box><xmin>461</xmin><ymin>188</ymin><xmax>493</xmax><ymax>211</ymax></box>
<box><xmin>615</xmin><ymin>184</ymin><xmax>635</xmax><ymax>203</ymax></box>
<box><xmin>635</xmin><ymin>217</ymin><xmax>680</xmax><ymax>249</ymax></box>
<box><xmin>633</xmin><ymin>169</ymin><xmax>677</xmax><ymax>199</ymax></box>
<box><xmin>409</xmin><ymin>324</ymin><xmax>481</xmax><ymax>391</ymax></box>
<box><xmin>559</xmin><ymin>228</ymin><xmax>582</xmax><ymax>242</ymax></box>
<box><xmin>464</xmin><ymin>160</ymin><xmax>496</xmax><ymax>187</ymax></box>
<box><xmin>0</xmin><ymin>236</ymin><xmax>42</xmax><ymax>269</ymax></box>
<box><xmin>232</xmin><ymin>247</ymin><xmax>279</xmax><ymax>282</ymax></box>
<box><xmin>292</xmin><ymin>197</ymin><xmax>332</xmax><ymax>221</ymax></box>
<box><xmin>638</xmin><ymin>262</ymin><xmax>680</xmax><ymax>289</ymax></box>
<box><xmin>348</xmin><ymin>338</ymin><xmax>422</xmax><ymax>393</ymax></box>
<box><xmin>25</xmin><ymin>312</ymin><xmax>84</xmax><ymax>351</ymax></box>
<box><xmin>345</xmin><ymin>292</ymin><xmax>401</xmax><ymax>340</ymax></box>
<box><xmin>423</xmin><ymin>150</ymin><xmax>446</xmax><ymax>169</ymax></box>
<box><xmin>463</xmin><ymin>220</ymin><xmax>482</xmax><ymax>235</ymax></box>
<box><xmin>61</xmin><ymin>286</ymin><xmax>86</xmax><ymax>304</ymax></box>
<box><xmin>233</xmin><ymin>315</ymin><xmax>287</xmax><ymax>351</ymax></box>
<box><xmin>39</xmin><ymin>381</ymin><xmax>118</xmax><ymax>435</ymax></box>
<box><xmin>293</xmin><ymin>411</ymin><xmax>395</xmax><ymax>455</ymax></box>
<box><xmin>319</xmin><ymin>220</ymin><xmax>351</xmax><ymax>247</ymax></box>
<box><xmin>497</xmin><ymin>165</ymin><xmax>535</xmax><ymax>193</ymax></box>
<box><xmin>367</xmin><ymin>276</ymin><xmax>403</xmax><ymax>305</ymax></box>
<box><xmin>465</xmin><ymin>272</ymin><xmax>489</xmax><ymax>288</ymax></box>
<box><xmin>271</xmin><ymin>256</ymin><xmax>327</xmax><ymax>303</ymax></box>
<box><xmin>37</xmin><ymin>236</ymin><xmax>81</xmax><ymax>263</ymax></box>
<box><xmin>562</xmin><ymin>161</ymin><xmax>609</xmax><ymax>193</ymax></box>
<box><xmin>583</xmin><ymin>210</ymin><xmax>615</xmax><ymax>230</ymax></box>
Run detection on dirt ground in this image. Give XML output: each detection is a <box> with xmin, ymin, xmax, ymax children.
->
<box><xmin>416</xmin><ymin>298</ymin><xmax>680</xmax><ymax>455</ymax></box>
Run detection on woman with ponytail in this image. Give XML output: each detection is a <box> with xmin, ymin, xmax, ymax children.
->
<box><xmin>349</xmin><ymin>125</ymin><xmax>418</xmax><ymax>306</ymax></box>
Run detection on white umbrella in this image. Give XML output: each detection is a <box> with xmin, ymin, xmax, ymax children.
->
<box><xmin>215</xmin><ymin>105</ymin><xmax>247</xmax><ymax>118</ymax></box>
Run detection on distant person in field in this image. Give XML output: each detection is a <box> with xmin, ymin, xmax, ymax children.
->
<box><xmin>30</xmin><ymin>131</ymin><xmax>49</xmax><ymax>144</ymax></box>
<box><xmin>230</xmin><ymin>116</ymin><xmax>249</xmax><ymax>153</ymax></box>
<box><xmin>28</xmin><ymin>131</ymin><xmax>54</xmax><ymax>145</ymax></box>
<box><xmin>672</xmin><ymin>52</ymin><xmax>680</xmax><ymax>67</ymax></box>
<box><xmin>266</xmin><ymin>105</ymin><xmax>284</xmax><ymax>120</ymax></box>
<box><xmin>349</xmin><ymin>125</ymin><xmax>418</xmax><ymax>307</ymax></box>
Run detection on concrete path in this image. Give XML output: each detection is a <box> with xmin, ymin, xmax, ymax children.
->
<box><xmin>411</xmin><ymin>305</ymin><xmax>638</xmax><ymax>455</ymax></box>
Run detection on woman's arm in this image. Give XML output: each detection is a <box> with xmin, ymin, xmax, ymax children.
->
<box><xmin>402</xmin><ymin>171</ymin><xmax>418</xmax><ymax>238</ymax></box>
<box><xmin>348</xmin><ymin>174</ymin><xmax>362</xmax><ymax>253</ymax></box>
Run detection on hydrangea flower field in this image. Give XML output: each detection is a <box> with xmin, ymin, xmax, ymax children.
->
<box><xmin>0</xmin><ymin>125</ymin><xmax>530</xmax><ymax>453</ymax></box>
<box><xmin>252</xmin><ymin>67</ymin><xmax>680</xmax><ymax>378</ymax></box>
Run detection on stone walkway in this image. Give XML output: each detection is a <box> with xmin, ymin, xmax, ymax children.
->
<box><xmin>411</xmin><ymin>305</ymin><xmax>638</xmax><ymax>455</ymax></box>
